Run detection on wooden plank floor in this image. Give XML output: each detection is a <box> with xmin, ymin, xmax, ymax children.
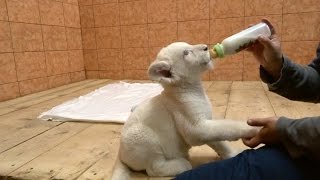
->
<box><xmin>0</xmin><ymin>80</ymin><xmax>318</xmax><ymax>180</ymax></box>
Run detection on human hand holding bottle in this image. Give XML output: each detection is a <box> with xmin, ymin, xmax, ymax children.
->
<box><xmin>247</xmin><ymin>19</ymin><xmax>283</xmax><ymax>80</ymax></box>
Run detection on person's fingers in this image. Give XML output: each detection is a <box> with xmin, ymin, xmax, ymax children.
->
<box><xmin>242</xmin><ymin>136</ymin><xmax>261</xmax><ymax>148</ymax></box>
<box><xmin>257</xmin><ymin>36</ymin><xmax>274</xmax><ymax>49</ymax></box>
<box><xmin>247</xmin><ymin>118</ymin><xmax>270</xmax><ymax>126</ymax></box>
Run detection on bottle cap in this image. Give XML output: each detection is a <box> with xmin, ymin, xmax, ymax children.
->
<box><xmin>213</xmin><ymin>43</ymin><xmax>224</xmax><ymax>58</ymax></box>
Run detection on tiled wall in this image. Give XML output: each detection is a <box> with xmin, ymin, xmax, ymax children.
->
<box><xmin>0</xmin><ymin>0</ymin><xmax>85</xmax><ymax>101</ymax></box>
<box><xmin>1</xmin><ymin>0</ymin><xmax>319</xmax><ymax>101</ymax></box>
<box><xmin>79</xmin><ymin>0</ymin><xmax>320</xmax><ymax>81</ymax></box>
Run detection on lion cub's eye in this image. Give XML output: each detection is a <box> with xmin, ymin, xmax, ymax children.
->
<box><xmin>183</xmin><ymin>50</ymin><xmax>189</xmax><ymax>56</ymax></box>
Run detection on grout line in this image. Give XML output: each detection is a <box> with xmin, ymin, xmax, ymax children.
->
<box><xmin>5</xmin><ymin>1</ymin><xmax>20</xmax><ymax>97</ymax></box>
<box><xmin>91</xmin><ymin>3</ymin><xmax>100</xmax><ymax>78</ymax></box>
<box><xmin>37</xmin><ymin>0</ymin><xmax>49</xmax><ymax>88</ymax></box>
<box><xmin>0</xmin><ymin>71</ymin><xmax>86</xmax><ymax>87</ymax></box>
<box><xmin>281</xmin><ymin>0</ymin><xmax>284</xmax><ymax>42</ymax></box>
<box><xmin>223</xmin><ymin>81</ymin><xmax>233</xmax><ymax>119</ymax></box>
<box><xmin>260</xmin><ymin>81</ymin><xmax>277</xmax><ymax>116</ymax></box>
<box><xmin>117</xmin><ymin>1</ymin><xmax>125</xmax><ymax>79</ymax></box>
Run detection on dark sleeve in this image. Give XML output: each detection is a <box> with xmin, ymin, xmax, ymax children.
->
<box><xmin>276</xmin><ymin>116</ymin><xmax>320</xmax><ymax>160</ymax></box>
<box><xmin>260</xmin><ymin>43</ymin><xmax>320</xmax><ymax>102</ymax></box>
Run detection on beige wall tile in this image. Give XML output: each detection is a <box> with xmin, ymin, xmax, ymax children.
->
<box><xmin>15</xmin><ymin>52</ymin><xmax>47</xmax><ymax>81</ymax></box>
<box><xmin>81</xmin><ymin>28</ymin><xmax>96</xmax><ymax>49</ymax></box>
<box><xmin>39</xmin><ymin>0</ymin><xmax>64</xmax><ymax>26</ymax></box>
<box><xmin>11</xmin><ymin>23</ymin><xmax>43</xmax><ymax>52</ymax></box>
<box><xmin>202</xmin><ymin>71</ymin><xmax>210</xmax><ymax>81</ymax></box>
<box><xmin>93</xmin><ymin>0</ymin><xmax>117</xmax><ymax>4</ymax></box>
<box><xmin>0</xmin><ymin>82</ymin><xmax>20</xmax><ymax>101</ymax></box>
<box><xmin>122</xmin><ymin>48</ymin><xmax>149</xmax><ymax>70</ymax></box>
<box><xmin>282</xmin><ymin>41</ymin><xmax>319</xmax><ymax>65</ymax></box>
<box><xmin>45</xmin><ymin>51</ymin><xmax>70</xmax><ymax>76</ymax></box>
<box><xmin>70</xmin><ymin>71</ymin><xmax>86</xmax><ymax>82</ymax></box>
<box><xmin>243</xmin><ymin>51</ymin><xmax>258</xmax><ymax>67</ymax></box>
<box><xmin>213</xmin><ymin>52</ymin><xmax>243</xmax><ymax>69</ymax></box>
<box><xmin>62</xmin><ymin>0</ymin><xmax>79</xmax><ymax>5</ymax></box>
<box><xmin>243</xmin><ymin>52</ymin><xmax>260</xmax><ymax>80</ymax></box>
<box><xmin>93</xmin><ymin>3</ymin><xmax>119</xmax><ymax>27</ymax></box>
<box><xmin>19</xmin><ymin>77</ymin><xmax>48</xmax><ymax>96</ymax></box>
<box><xmin>0</xmin><ymin>0</ymin><xmax>8</xmax><ymax>21</ymax></box>
<box><xmin>178</xmin><ymin>20</ymin><xmax>209</xmax><ymax>44</ymax></box>
<box><xmin>210</xmin><ymin>17</ymin><xmax>244</xmax><ymax>44</ymax></box>
<box><xmin>42</xmin><ymin>25</ymin><xmax>68</xmax><ymax>51</ymax></box>
<box><xmin>99</xmin><ymin>70</ymin><xmax>123</xmax><ymax>79</ymax></box>
<box><xmin>245</xmin><ymin>0</ymin><xmax>283</xmax><ymax>16</ymax></box>
<box><xmin>66</xmin><ymin>28</ymin><xmax>82</xmax><ymax>50</ymax></box>
<box><xmin>79</xmin><ymin>5</ymin><xmax>94</xmax><ymax>27</ymax></box>
<box><xmin>148</xmin><ymin>22</ymin><xmax>177</xmax><ymax>47</ymax></box>
<box><xmin>283</xmin><ymin>0</ymin><xmax>320</xmax><ymax>13</ymax></box>
<box><xmin>123</xmin><ymin>69</ymin><xmax>148</xmax><ymax>80</ymax></box>
<box><xmin>79</xmin><ymin>0</ymin><xmax>92</xmax><ymax>5</ymax></box>
<box><xmin>147</xmin><ymin>0</ymin><xmax>176</xmax><ymax>23</ymax></box>
<box><xmin>210</xmin><ymin>68</ymin><xmax>243</xmax><ymax>80</ymax></box>
<box><xmin>64</xmin><ymin>3</ymin><xmax>81</xmax><ymax>28</ymax></box>
<box><xmin>7</xmin><ymin>0</ymin><xmax>40</xmax><ymax>23</ymax></box>
<box><xmin>177</xmin><ymin>0</ymin><xmax>209</xmax><ymax>21</ymax></box>
<box><xmin>119</xmin><ymin>0</ymin><xmax>136</xmax><ymax>2</ymax></box>
<box><xmin>0</xmin><ymin>53</ymin><xmax>16</xmax><ymax>84</ymax></box>
<box><xmin>68</xmin><ymin>50</ymin><xmax>84</xmax><ymax>72</ymax></box>
<box><xmin>83</xmin><ymin>50</ymin><xmax>99</xmax><ymax>70</ymax></box>
<box><xmin>0</xmin><ymin>21</ymin><xmax>13</xmax><ymax>53</ymax></box>
<box><xmin>282</xmin><ymin>12</ymin><xmax>320</xmax><ymax>41</ymax></box>
<box><xmin>86</xmin><ymin>70</ymin><xmax>99</xmax><ymax>78</ymax></box>
<box><xmin>210</xmin><ymin>0</ymin><xmax>244</xmax><ymax>18</ymax></box>
<box><xmin>48</xmin><ymin>73</ymin><xmax>71</xmax><ymax>88</ymax></box>
<box><xmin>95</xmin><ymin>27</ymin><xmax>121</xmax><ymax>48</ymax></box>
<box><xmin>243</xmin><ymin>68</ymin><xmax>260</xmax><ymax>80</ymax></box>
<box><xmin>121</xmin><ymin>25</ymin><xmax>148</xmax><ymax>48</ymax></box>
<box><xmin>98</xmin><ymin>49</ymin><xmax>122</xmax><ymax>70</ymax></box>
<box><xmin>149</xmin><ymin>46</ymin><xmax>162</xmax><ymax>62</ymax></box>
<box><xmin>119</xmin><ymin>0</ymin><xmax>147</xmax><ymax>25</ymax></box>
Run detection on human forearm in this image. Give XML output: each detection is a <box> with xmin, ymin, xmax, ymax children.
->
<box><xmin>277</xmin><ymin>116</ymin><xmax>320</xmax><ymax>160</ymax></box>
<box><xmin>260</xmin><ymin>56</ymin><xmax>320</xmax><ymax>101</ymax></box>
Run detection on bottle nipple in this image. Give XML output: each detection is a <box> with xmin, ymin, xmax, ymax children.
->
<box><xmin>210</xmin><ymin>43</ymin><xmax>224</xmax><ymax>59</ymax></box>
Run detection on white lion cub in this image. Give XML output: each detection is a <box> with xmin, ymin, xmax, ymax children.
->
<box><xmin>111</xmin><ymin>42</ymin><xmax>258</xmax><ymax>179</ymax></box>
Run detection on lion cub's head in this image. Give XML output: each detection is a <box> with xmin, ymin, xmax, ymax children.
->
<box><xmin>148</xmin><ymin>42</ymin><xmax>213</xmax><ymax>85</ymax></box>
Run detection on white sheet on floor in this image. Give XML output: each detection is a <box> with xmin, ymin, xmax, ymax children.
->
<box><xmin>38</xmin><ymin>82</ymin><xmax>163</xmax><ymax>123</ymax></box>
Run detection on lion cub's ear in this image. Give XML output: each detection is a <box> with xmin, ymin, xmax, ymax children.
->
<box><xmin>148</xmin><ymin>61</ymin><xmax>172</xmax><ymax>84</ymax></box>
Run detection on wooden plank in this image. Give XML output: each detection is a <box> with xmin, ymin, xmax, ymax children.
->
<box><xmin>261</xmin><ymin>82</ymin><xmax>320</xmax><ymax>119</ymax></box>
<box><xmin>76</xmin><ymin>127</ymin><xmax>121</xmax><ymax>180</ymax></box>
<box><xmin>202</xmin><ymin>81</ymin><xmax>213</xmax><ymax>91</ymax></box>
<box><xmin>0</xmin><ymin>122</ymin><xmax>91</xmax><ymax>176</ymax></box>
<box><xmin>207</xmin><ymin>81</ymin><xmax>232</xmax><ymax>91</ymax></box>
<box><xmin>0</xmin><ymin>80</ymin><xmax>110</xmax><ymax>116</ymax></box>
<box><xmin>207</xmin><ymin>81</ymin><xmax>232</xmax><ymax>119</ymax></box>
<box><xmin>225</xmin><ymin>81</ymin><xmax>275</xmax><ymax>120</ymax></box>
<box><xmin>231</xmin><ymin>81</ymin><xmax>264</xmax><ymax>90</ymax></box>
<box><xmin>225</xmin><ymin>81</ymin><xmax>276</xmax><ymax>151</ymax></box>
<box><xmin>9</xmin><ymin>124</ymin><xmax>122</xmax><ymax>180</ymax></box>
<box><xmin>0</xmin><ymin>80</ymin><xmax>114</xmax><ymax>153</ymax></box>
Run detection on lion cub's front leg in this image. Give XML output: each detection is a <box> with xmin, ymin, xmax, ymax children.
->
<box><xmin>207</xmin><ymin>141</ymin><xmax>238</xmax><ymax>159</ymax></box>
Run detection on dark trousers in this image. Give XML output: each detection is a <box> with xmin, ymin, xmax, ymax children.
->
<box><xmin>175</xmin><ymin>146</ymin><xmax>319</xmax><ymax>180</ymax></box>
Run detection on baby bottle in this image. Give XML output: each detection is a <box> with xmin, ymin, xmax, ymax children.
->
<box><xmin>210</xmin><ymin>22</ymin><xmax>271</xmax><ymax>58</ymax></box>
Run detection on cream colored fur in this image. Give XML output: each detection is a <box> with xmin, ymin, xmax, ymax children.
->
<box><xmin>111</xmin><ymin>42</ymin><xmax>258</xmax><ymax>179</ymax></box>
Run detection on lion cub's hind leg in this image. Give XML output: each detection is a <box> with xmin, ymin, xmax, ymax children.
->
<box><xmin>146</xmin><ymin>156</ymin><xmax>192</xmax><ymax>177</ymax></box>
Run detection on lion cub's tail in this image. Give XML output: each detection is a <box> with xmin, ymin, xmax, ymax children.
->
<box><xmin>110</xmin><ymin>154</ymin><xmax>131</xmax><ymax>180</ymax></box>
